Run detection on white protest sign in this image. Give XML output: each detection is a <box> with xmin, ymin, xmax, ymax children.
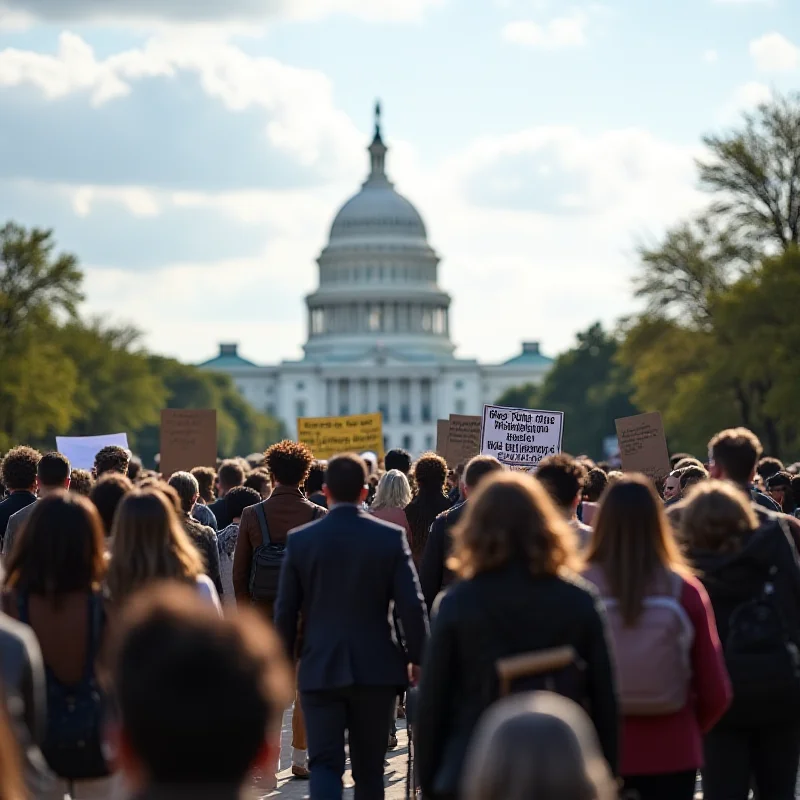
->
<box><xmin>480</xmin><ymin>404</ymin><xmax>564</xmax><ymax>468</ymax></box>
<box><xmin>56</xmin><ymin>433</ymin><xmax>129</xmax><ymax>471</ymax></box>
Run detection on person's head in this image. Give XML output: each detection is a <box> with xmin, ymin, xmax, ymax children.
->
<box><xmin>324</xmin><ymin>454</ymin><xmax>368</xmax><ymax>505</ymax></box>
<box><xmin>265</xmin><ymin>440</ymin><xmax>314</xmax><ymax>488</ymax></box>
<box><xmin>224</xmin><ymin>487</ymin><xmax>261</xmax><ymax>523</ymax></box>
<box><xmin>137</xmin><ymin>479</ymin><xmax>182</xmax><ymax>515</ymax></box>
<box><xmin>127</xmin><ymin>457</ymin><xmax>143</xmax><ymax>483</ymax></box>
<box><xmin>586</xmin><ymin>474</ymin><xmax>687</xmax><ymax>625</ymax></box>
<box><xmin>244</xmin><ymin>469</ymin><xmax>272</xmax><ymax>501</ymax></box>
<box><xmin>305</xmin><ymin>460</ymin><xmax>326</xmax><ymax>496</ymax></box>
<box><xmin>766</xmin><ymin>471</ymin><xmax>795</xmax><ymax>514</ymax></box>
<box><xmin>663</xmin><ymin>470</ymin><xmax>683</xmax><ymax>502</ymax></box>
<box><xmin>360</xmin><ymin>451</ymin><xmax>378</xmax><ymax>477</ymax></box>
<box><xmin>111</xmin><ymin>584</ymin><xmax>292</xmax><ymax>791</ymax></box>
<box><xmin>36</xmin><ymin>451</ymin><xmax>71</xmax><ymax>494</ymax></box>
<box><xmin>679</xmin><ymin>465</ymin><xmax>709</xmax><ymax>495</ymax></box>
<box><xmin>190</xmin><ymin>467</ymin><xmax>217</xmax><ymax>504</ymax></box>
<box><xmin>94</xmin><ymin>445</ymin><xmax>131</xmax><ymax>478</ymax></box>
<box><xmin>757</xmin><ymin>457</ymin><xmax>784</xmax><ymax>482</ymax></box>
<box><xmin>384</xmin><ymin>449</ymin><xmax>412</xmax><ymax>476</ymax></box>
<box><xmin>708</xmin><ymin>427</ymin><xmax>763</xmax><ymax>485</ymax></box>
<box><xmin>535</xmin><ymin>454</ymin><xmax>587</xmax><ymax>516</ymax></box>
<box><xmin>412</xmin><ymin>452</ymin><xmax>449</xmax><ymax>494</ymax></box>
<box><xmin>0</xmin><ymin>446</ymin><xmax>40</xmax><ymax>492</ymax></box>
<box><xmin>167</xmin><ymin>472</ymin><xmax>200</xmax><ymax>515</ymax></box>
<box><xmin>90</xmin><ymin>473</ymin><xmax>134</xmax><ymax>537</ymax></box>
<box><xmin>674</xmin><ymin>457</ymin><xmax>704</xmax><ymax>471</ymax></box>
<box><xmin>606</xmin><ymin>470</ymin><xmax>623</xmax><ymax>486</ymax></box>
<box><xmin>3</xmin><ymin>492</ymin><xmax>106</xmax><ymax>603</ymax></box>
<box><xmin>582</xmin><ymin>468</ymin><xmax>608</xmax><ymax>504</ymax></box>
<box><xmin>792</xmin><ymin>476</ymin><xmax>800</xmax><ymax>510</ymax></box>
<box><xmin>669</xmin><ymin>452</ymin><xmax>694</xmax><ymax>470</ymax></box>
<box><xmin>216</xmin><ymin>460</ymin><xmax>245</xmax><ymax>497</ymax></box>
<box><xmin>681</xmin><ymin>480</ymin><xmax>758</xmax><ymax>555</ymax></box>
<box><xmin>108</xmin><ymin>490</ymin><xmax>204</xmax><ymax>605</ymax></box>
<box><xmin>462</xmin><ymin>692</ymin><xmax>617</xmax><ymax>800</ymax></box>
<box><xmin>69</xmin><ymin>468</ymin><xmax>94</xmax><ymax>497</ymax></box>
<box><xmin>463</xmin><ymin>455</ymin><xmax>505</xmax><ymax>499</ymax></box>
<box><xmin>371</xmin><ymin>470</ymin><xmax>413</xmax><ymax>511</ymax></box>
<box><xmin>449</xmin><ymin>472</ymin><xmax>580</xmax><ymax>580</ymax></box>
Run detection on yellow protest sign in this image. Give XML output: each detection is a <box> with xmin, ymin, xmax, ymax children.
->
<box><xmin>297</xmin><ymin>412</ymin><xmax>384</xmax><ymax>460</ymax></box>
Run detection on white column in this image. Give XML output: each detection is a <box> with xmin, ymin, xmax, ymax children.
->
<box><xmin>410</xmin><ymin>378</ymin><xmax>422</xmax><ymax>425</ymax></box>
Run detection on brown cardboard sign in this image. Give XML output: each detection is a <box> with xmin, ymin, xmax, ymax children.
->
<box><xmin>445</xmin><ymin>414</ymin><xmax>482</xmax><ymax>469</ymax></box>
<box><xmin>160</xmin><ymin>409</ymin><xmax>217</xmax><ymax>479</ymax></box>
<box><xmin>436</xmin><ymin>419</ymin><xmax>450</xmax><ymax>458</ymax></box>
<box><xmin>615</xmin><ymin>411</ymin><xmax>671</xmax><ymax>483</ymax></box>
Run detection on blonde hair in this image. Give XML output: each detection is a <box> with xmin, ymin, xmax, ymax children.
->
<box><xmin>448</xmin><ymin>472</ymin><xmax>581</xmax><ymax>580</ymax></box>
<box><xmin>108</xmin><ymin>489</ymin><xmax>204</xmax><ymax>605</ymax></box>
<box><xmin>681</xmin><ymin>480</ymin><xmax>758</xmax><ymax>555</ymax></box>
<box><xmin>371</xmin><ymin>470</ymin><xmax>413</xmax><ymax>511</ymax></box>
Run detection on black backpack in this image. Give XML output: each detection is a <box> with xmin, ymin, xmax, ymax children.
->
<box><xmin>248</xmin><ymin>504</ymin><xmax>323</xmax><ymax>602</ymax></box>
<box><xmin>724</xmin><ymin>521</ymin><xmax>800</xmax><ymax>726</ymax></box>
<box><xmin>18</xmin><ymin>592</ymin><xmax>109</xmax><ymax>780</ymax></box>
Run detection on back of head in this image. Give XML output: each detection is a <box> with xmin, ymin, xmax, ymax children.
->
<box><xmin>305</xmin><ymin>461</ymin><xmax>326</xmax><ymax>495</ymax></box>
<box><xmin>265</xmin><ymin>440</ymin><xmax>313</xmax><ymax>488</ymax></box>
<box><xmin>112</xmin><ymin>584</ymin><xmax>292</xmax><ymax>786</ymax></box>
<box><xmin>90</xmin><ymin>473</ymin><xmax>134</xmax><ymax>536</ymax></box>
<box><xmin>462</xmin><ymin>692</ymin><xmax>616</xmax><ymax>800</ymax></box>
<box><xmin>670</xmin><ymin>452</ymin><xmax>694</xmax><ymax>470</ymax></box>
<box><xmin>225</xmin><ymin>486</ymin><xmax>261</xmax><ymax>521</ymax></box>
<box><xmin>463</xmin><ymin>455</ymin><xmax>505</xmax><ymax>492</ymax></box>
<box><xmin>1</xmin><ymin>446</ymin><xmax>41</xmax><ymax>492</ymax></box>
<box><xmin>372</xmin><ymin>470</ymin><xmax>412</xmax><ymax>511</ymax></box>
<box><xmin>94</xmin><ymin>445</ymin><xmax>131</xmax><ymax>478</ymax></box>
<box><xmin>757</xmin><ymin>456</ymin><xmax>784</xmax><ymax>481</ymax></box>
<box><xmin>449</xmin><ymin>472</ymin><xmax>578</xmax><ymax>580</ymax></box>
<box><xmin>681</xmin><ymin>480</ymin><xmax>758</xmax><ymax>555</ymax></box>
<box><xmin>536</xmin><ymin>454</ymin><xmax>587</xmax><ymax>511</ymax></box>
<box><xmin>190</xmin><ymin>467</ymin><xmax>216</xmax><ymax>503</ymax></box>
<box><xmin>108</xmin><ymin>490</ymin><xmax>203</xmax><ymax>605</ymax></box>
<box><xmin>708</xmin><ymin>428</ymin><xmax>762</xmax><ymax>484</ymax></box>
<box><xmin>413</xmin><ymin>452</ymin><xmax>448</xmax><ymax>494</ymax></box>
<box><xmin>69</xmin><ymin>469</ymin><xmax>94</xmax><ymax>497</ymax></box>
<box><xmin>674</xmin><ymin>457</ymin><xmax>704</xmax><ymax>470</ymax></box>
<box><xmin>325</xmin><ymin>454</ymin><xmax>368</xmax><ymax>504</ymax></box>
<box><xmin>384</xmin><ymin>449</ymin><xmax>412</xmax><ymax>476</ymax></box>
<box><xmin>127</xmin><ymin>457</ymin><xmax>143</xmax><ymax>483</ymax></box>
<box><xmin>583</xmin><ymin>467</ymin><xmax>608</xmax><ymax>503</ymax></box>
<box><xmin>3</xmin><ymin>492</ymin><xmax>106</xmax><ymax>601</ymax></box>
<box><xmin>587</xmin><ymin>474</ymin><xmax>685</xmax><ymax>624</ymax></box>
<box><xmin>679</xmin><ymin>464</ymin><xmax>709</xmax><ymax>493</ymax></box>
<box><xmin>37</xmin><ymin>451</ymin><xmax>71</xmax><ymax>489</ymax></box>
<box><xmin>217</xmin><ymin>460</ymin><xmax>245</xmax><ymax>494</ymax></box>
<box><xmin>244</xmin><ymin>469</ymin><xmax>272</xmax><ymax>498</ymax></box>
<box><xmin>167</xmin><ymin>471</ymin><xmax>200</xmax><ymax>514</ymax></box>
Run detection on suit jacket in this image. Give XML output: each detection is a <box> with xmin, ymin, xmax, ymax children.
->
<box><xmin>274</xmin><ymin>504</ymin><xmax>429</xmax><ymax>692</ymax></box>
<box><xmin>419</xmin><ymin>501</ymin><xmax>466</xmax><ymax>613</ymax></box>
<box><xmin>233</xmin><ymin>485</ymin><xmax>327</xmax><ymax>610</ymax></box>
<box><xmin>0</xmin><ymin>492</ymin><xmax>36</xmax><ymax>551</ymax></box>
<box><xmin>2</xmin><ymin>501</ymin><xmax>37</xmax><ymax>558</ymax></box>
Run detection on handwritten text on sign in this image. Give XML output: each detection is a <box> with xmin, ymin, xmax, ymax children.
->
<box><xmin>297</xmin><ymin>412</ymin><xmax>384</xmax><ymax>460</ymax></box>
<box><xmin>615</xmin><ymin>412</ymin><xmax>671</xmax><ymax>482</ymax></box>
<box><xmin>480</xmin><ymin>404</ymin><xmax>564</xmax><ymax>468</ymax></box>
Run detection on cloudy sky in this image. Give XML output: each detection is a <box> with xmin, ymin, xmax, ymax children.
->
<box><xmin>0</xmin><ymin>0</ymin><xmax>798</xmax><ymax>366</ymax></box>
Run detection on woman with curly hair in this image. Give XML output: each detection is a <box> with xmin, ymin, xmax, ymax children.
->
<box><xmin>415</xmin><ymin>472</ymin><xmax>618</xmax><ymax>800</ymax></box>
<box><xmin>405</xmin><ymin>452</ymin><xmax>452</xmax><ymax>563</ymax></box>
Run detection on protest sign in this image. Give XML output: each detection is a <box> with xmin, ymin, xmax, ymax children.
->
<box><xmin>436</xmin><ymin>420</ymin><xmax>449</xmax><ymax>458</ymax></box>
<box><xmin>444</xmin><ymin>414</ymin><xmax>482</xmax><ymax>469</ymax></box>
<box><xmin>159</xmin><ymin>409</ymin><xmax>217</xmax><ymax>479</ymax></box>
<box><xmin>56</xmin><ymin>432</ymin><xmax>129</xmax><ymax>471</ymax></box>
<box><xmin>615</xmin><ymin>412</ymin><xmax>671</xmax><ymax>482</ymax></box>
<box><xmin>297</xmin><ymin>412</ymin><xmax>384</xmax><ymax>460</ymax></box>
<box><xmin>480</xmin><ymin>404</ymin><xmax>564</xmax><ymax>468</ymax></box>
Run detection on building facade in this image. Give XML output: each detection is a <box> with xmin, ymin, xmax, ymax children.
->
<box><xmin>201</xmin><ymin>106</ymin><xmax>552</xmax><ymax>454</ymax></box>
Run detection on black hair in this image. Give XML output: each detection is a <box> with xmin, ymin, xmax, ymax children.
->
<box><xmin>384</xmin><ymin>449</ymin><xmax>412</xmax><ymax>476</ymax></box>
<box><xmin>0</xmin><ymin>447</ymin><xmax>41</xmax><ymax>491</ymax></box>
<box><xmin>38</xmin><ymin>451</ymin><xmax>71</xmax><ymax>488</ymax></box>
<box><xmin>226</xmin><ymin>487</ymin><xmax>262</xmax><ymax>520</ymax></box>
<box><xmin>325</xmin><ymin>454</ymin><xmax>367</xmax><ymax>504</ymax></box>
<box><xmin>535</xmin><ymin>454</ymin><xmax>587</xmax><ymax>509</ymax></box>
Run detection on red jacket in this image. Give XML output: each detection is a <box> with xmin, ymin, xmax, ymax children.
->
<box><xmin>621</xmin><ymin>574</ymin><xmax>731</xmax><ymax>776</ymax></box>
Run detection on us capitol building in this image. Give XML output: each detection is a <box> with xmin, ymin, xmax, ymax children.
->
<box><xmin>201</xmin><ymin>105</ymin><xmax>552</xmax><ymax>454</ymax></box>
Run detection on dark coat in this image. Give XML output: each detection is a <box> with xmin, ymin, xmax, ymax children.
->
<box><xmin>405</xmin><ymin>489</ymin><xmax>452</xmax><ymax>564</ymax></box>
<box><xmin>415</xmin><ymin>561</ymin><xmax>619</xmax><ymax>797</ymax></box>
<box><xmin>182</xmin><ymin>516</ymin><xmax>223</xmax><ymax>599</ymax></box>
<box><xmin>274</xmin><ymin>504</ymin><xmax>429</xmax><ymax>692</ymax></box>
<box><xmin>418</xmin><ymin>501</ymin><xmax>466</xmax><ymax>613</ymax></box>
<box><xmin>0</xmin><ymin>491</ymin><xmax>36</xmax><ymax>549</ymax></box>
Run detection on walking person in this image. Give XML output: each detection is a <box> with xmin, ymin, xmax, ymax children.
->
<box><xmin>583</xmin><ymin>475</ymin><xmax>731</xmax><ymax>800</ymax></box>
<box><xmin>369</xmin><ymin>470</ymin><xmax>413</xmax><ymax>543</ymax></box>
<box><xmin>275</xmin><ymin>453</ymin><xmax>428</xmax><ymax>800</ymax></box>
<box><xmin>405</xmin><ymin>453</ymin><xmax>452</xmax><ymax>565</ymax></box>
<box><xmin>682</xmin><ymin>481</ymin><xmax>800</xmax><ymax>800</ymax></box>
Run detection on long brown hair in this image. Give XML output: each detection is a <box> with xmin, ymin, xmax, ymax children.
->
<box><xmin>0</xmin><ymin>696</ymin><xmax>25</xmax><ymax>800</ymax></box>
<box><xmin>586</xmin><ymin>474</ymin><xmax>688</xmax><ymax>625</ymax></box>
<box><xmin>681</xmin><ymin>480</ymin><xmax>758</xmax><ymax>555</ymax></box>
<box><xmin>448</xmin><ymin>472</ymin><xmax>581</xmax><ymax>580</ymax></box>
<box><xmin>107</xmin><ymin>489</ymin><xmax>203</xmax><ymax>606</ymax></box>
<box><xmin>3</xmin><ymin>492</ymin><xmax>106</xmax><ymax>605</ymax></box>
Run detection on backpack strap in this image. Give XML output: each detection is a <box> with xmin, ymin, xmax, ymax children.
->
<box><xmin>255</xmin><ymin>503</ymin><xmax>271</xmax><ymax>547</ymax></box>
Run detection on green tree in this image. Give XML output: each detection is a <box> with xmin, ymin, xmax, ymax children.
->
<box><xmin>495</xmin><ymin>383</ymin><xmax>539</xmax><ymax>410</ymax></box>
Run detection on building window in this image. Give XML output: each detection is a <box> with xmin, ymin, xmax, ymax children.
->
<box><xmin>378</xmin><ymin>379</ymin><xmax>389</xmax><ymax>422</ymax></box>
<box><xmin>325</xmin><ymin>380</ymin><xmax>333</xmax><ymax>416</ymax></box>
<box><xmin>399</xmin><ymin>379</ymin><xmax>411</xmax><ymax>423</ymax></box>
<box><xmin>425</xmin><ymin>434</ymin><xmax>434</xmax><ymax>450</ymax></box>
<box><xmin>455</xmin><ymin>398</ymin><xmax>466</xmax><ymax>415</ymax></box>
<box><xmin>421</xmin><ymin>379</ymin><xmax>432</xmax><ymax>422</ymax></box>
<box><xmin>296</xmin><ymin>381</ymin><xmax>305</xmax><ymax>391</ymax></box>
<box><xmin>455</xmin><ymin>380</ymin><xmax>464</xmax><ymax>390</ymax></box>
<box><xmin>296</xmin><ymin>400</ymin><xmax>306</xmax><ymax>419</ymax></box>
<box><xmin>266</xmin><ymin>403</ymin><xmax>276</xmax><ymax>416</ymax></box>
<box><xmin>402</xmin><ymin>434</ymin><xmax>413</xmax><ymax>451</ymax></box>
<box><xmin>359</xmin><ymin>379</ymin><xmax>369</xmax><ymax>414</ymax></box>
<box><xmin>339</xmin><ymin>379</ymin><xmax>350</xmax><ymax>416</ymax></box>
<box><xmin>384</xmin><ymin>435</ymin><xmax>390</xmax><ymax>452</ymax></box>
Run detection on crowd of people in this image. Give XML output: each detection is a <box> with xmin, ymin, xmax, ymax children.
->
<box><xmin>0</xmin><ymin>425</ymin><xmax>799</xmax><ymax>800</ymax></box>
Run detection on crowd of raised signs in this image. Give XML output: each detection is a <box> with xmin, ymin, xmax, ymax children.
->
<box><xmin>0</xmin><ymin>425</ymin><xmax>800</xmax><ymax>800</ymax></box>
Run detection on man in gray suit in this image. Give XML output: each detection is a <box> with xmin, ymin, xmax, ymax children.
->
<box><xmin>3</xmin><ymin>452</ymin><xmax>70</xmax><ymax>558</ymax></box>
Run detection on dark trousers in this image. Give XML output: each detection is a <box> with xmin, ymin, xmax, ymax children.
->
<box><xmin>622</xmin><ymin>770</ymin><xmax>696</xmax><ymax>800</ymax></box>
<box><xmin>301</xmin><ymin>685</ymin><xmax>396</xmax><ymax>800</ymax></box>
<box><xmin>703</xmin><ymin>722</ymin><xmax>800</xmax><ymax>800</ymax></box>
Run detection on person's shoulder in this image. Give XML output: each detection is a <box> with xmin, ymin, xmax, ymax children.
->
<box><xmin>435</xmin><ymin>500</ymin><xmax>465</xmax><ymax>525</ymax></box>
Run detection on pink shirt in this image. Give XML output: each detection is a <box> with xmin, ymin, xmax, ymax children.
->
<box><xmin>370</xmin><ymin>506</ymin><xmax>413</xmax><ymax>546</ymax></box>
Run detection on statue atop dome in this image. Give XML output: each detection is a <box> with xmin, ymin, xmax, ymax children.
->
<box><xmin>368</xmin><ymin>99</ymin><xmax>388</xmax><ymax>184</ymax></box>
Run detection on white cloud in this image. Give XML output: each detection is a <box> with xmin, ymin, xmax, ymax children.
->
<box><xmin>704</xmin><ymin>49</ymin><xmax>719</xmax><ymax>63</ymax></box>
<box><xmin>720</xmin><ymin>81</ymin><xmax>773</xmax><ymax>120</ymax></box>
<box><xmin>713</xmin><ymin>0</ymin><xmax>772</xmax><ymax>4</ymax></box>
<box><xmin>750</xmin><ymin>33</ymin><xmax>800</xmax><ymax>73</ymax></box>
<box><xmin>503</xmin><ymin>10</ymin><xmax>590</xmax><ymax>49</ymax></box>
